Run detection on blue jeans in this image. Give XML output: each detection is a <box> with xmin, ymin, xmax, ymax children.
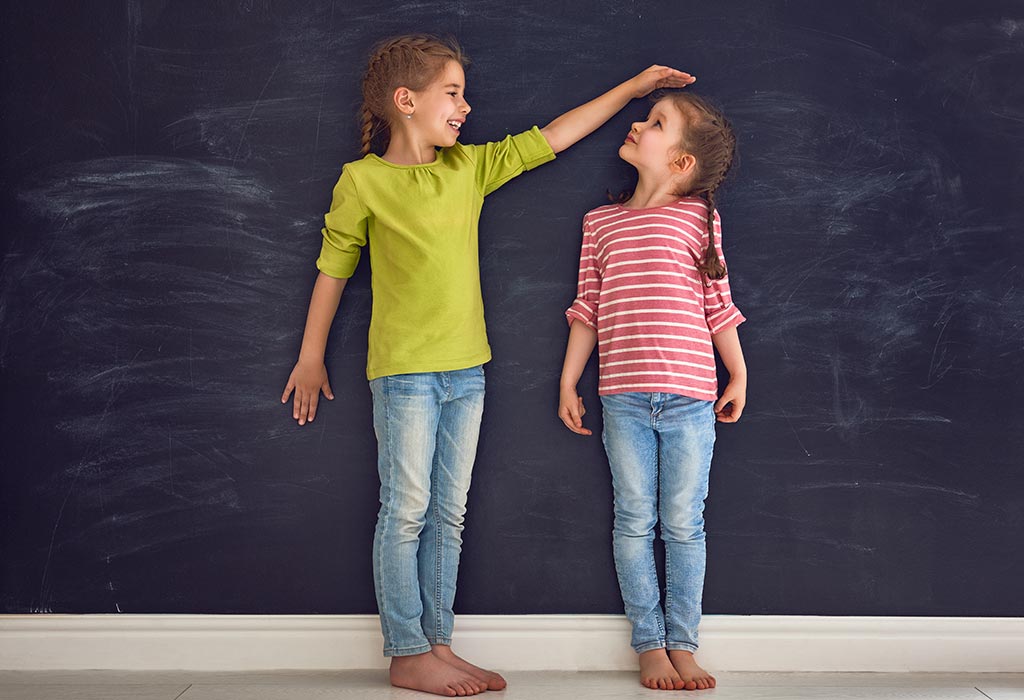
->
<box><xmin>368</xmin><ymin>366</ymin><xmax>485</xmax><ymax>657</ymax></box>
<box><xmin>601</xmin><ymin>392</ymin><xmax>716</xmax><ymax>654</ymax></box>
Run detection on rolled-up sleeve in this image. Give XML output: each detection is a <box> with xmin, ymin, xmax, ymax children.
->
<box><xmin>565</xmin><ymin>216</ymin><xmax>600</xmax><ymax>329</ymax></box>
<box><xmin>471</xmin><ymin>126</ymin><xmax>556</xmax><ymax>196</ymax></box>
<box><xmin>316</xmin><ymin>167</ymin><xmax>368</xmax><ymax>279</ymax></box>
<box><xmin>703</xmin><ymin>212</ymin><xmax>745</xmax><ymax>334</ymax></box>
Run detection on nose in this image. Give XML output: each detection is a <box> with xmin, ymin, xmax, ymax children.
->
<box><xmin>461</xmin><ymin>97</ymin><xmax>471</xmax><ymax>115</ymax></box>
<box><xmin>630</xmin><ymin>121</ymin><xmax>641</xmax><ymax>132</ymax></box>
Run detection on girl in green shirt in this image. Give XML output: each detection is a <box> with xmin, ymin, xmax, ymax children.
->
<box><xmin>281</xmin><ymin>34</ymin><xmax>695</xmax><ymax>697</ymax></box>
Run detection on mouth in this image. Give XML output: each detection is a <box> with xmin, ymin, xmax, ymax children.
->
<box><xmin>624</xmin><ymin>134</ymin><xmax>635</xmax><ymax>144</ymax></box>
<box><xmin>447</xmin><ymin>120</ymin><xmax>463</xmax><ymax>133</ymax></box>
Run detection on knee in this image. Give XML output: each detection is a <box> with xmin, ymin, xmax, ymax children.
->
<box><xmin>660</xmin><ymin>513</ymin><xmax>705</xmax><ymax>544</ymax></box>
<box><xmin>613</xmin><ymin>505</ymin><xmax>658</xmax><ymax>539</ymax></box>
<box><xmin>436</xmin><ymin>499</ymin><xmax>468</xmax><ymax>532</ymax></box>
<box><xmin>379</xmin><ymin>491</ymin><xmax>430</xmax><ymax>541</ymax></box>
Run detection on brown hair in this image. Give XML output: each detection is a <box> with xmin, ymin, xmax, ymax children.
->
<box><xmin>359</xmin><ymin>34</ymin><xmax>468</xmax><ymax>156</ymax></box>
<box><xmin>658</xmin><ymin>91</ymin><xmax>737</xmax><ymax>280</ymax></box>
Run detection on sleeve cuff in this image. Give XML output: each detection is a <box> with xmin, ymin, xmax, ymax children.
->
<box><xmin>513</xmin><ymin>125</ymin><xmax>556</xmax><ymax>171</ymax></box>
<box><xmin>566</xmin><ymin>305</ymin><xmax>597</xmax><ymax>330</ymax></box>
<box><xmin>707</xmin><ymin>305</ymin><xmax>745</xmax><ymax>335</ymax></box>
<box><xmin>316</xmin><ymin>249</ymin><xmax>359</xmax><ymax>279</ymax></box>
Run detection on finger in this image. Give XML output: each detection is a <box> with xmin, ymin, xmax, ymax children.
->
<box><xmin>559</xmin><ymin>407</ymin><xmax>591</xmax><ymax>435</ymax></box>
<box><xmin>731</xmin><ymin>401</ymin><xmax>745</xmax><ymax>421</ymax></box>
<box><xmin>569</xmin><ymin>403</ymin><xmax>583</xmax><ymax>428</ymax></box>
<box><xmin>716</xmin><ymin>408</ymin><xmax>738</xmax><ymax>423</ymax></box>
<box><xmin>559</xmin><ymin>407</ymin><xmax>577</xmax><ymax>432</ymax></box>
<box><xmin>281</xmin><ymin>378</ymin><xmax>295</xmax><ymax>404</ymax></box>
<box><xmin>578</xmin><ymin>396</ymin><xmax>586</xmax><ymax>418</ymax></box>
<box><xmin>322</xmin><ymin>379</ymin><xmax>334</xmax><ymax>400</ymax></box>
<box><xmin>308</xmin><ymin>393</ymin><xmax>319</xmax><ymax>422</ymax></box>
<box><xmin>292</xmin><ymin>390</ymin><xmax>302</xmax><ymax>421</ymax></box>
<box><xmin>298</xmin><ymin>391</ymin><xmax>311</xmax><ymax>426</ymax></box>
<box><xmin>714</xmin><ymin>396</ymin><xmax>728</xmax><ymax>414</ymax></box>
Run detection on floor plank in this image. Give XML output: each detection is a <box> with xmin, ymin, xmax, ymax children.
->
<box><xmin>0</xmin><ymin>671</ymin><xmax>1020</xmax><ymax>699</ymax></box>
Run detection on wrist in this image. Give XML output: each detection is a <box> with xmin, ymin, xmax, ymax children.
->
<box><xmin>297</xmin><ymin>351</ymin><xmax>325</xmax><ymax>366</ymax></box>
<box><xmin>726</xmin><ymin>368</ymin><xmax>747</xmax><ymax>384</ymax></box>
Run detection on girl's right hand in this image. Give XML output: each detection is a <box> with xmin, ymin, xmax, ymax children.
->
<box><xmin>281</xmin><ymin>360</ymin><xmax>334</xmax><ymax>426</ymax></box>
<box><xmin>558</xmin><ymin>385</ymin><xmax>592</xmax><ymax>436</ymax></box>
<box><xmin>628</xmin><ymin>65</ymin><xmax>696</xmax><ymax>99</ymax></box>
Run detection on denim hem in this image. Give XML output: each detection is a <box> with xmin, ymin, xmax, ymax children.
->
<box><xmin>633</xmin><ymin>640</ymin><xmax>667</xmax><ymax>654</ymax></box>
<box><xmin>383</xmin><ymin>642</ymin><xmax>433</xmax><ymax>658</ymax></box>
<box><xmin>666</xmin><ymin>642</ymin><xmax>698</xmax><ymax>653</ymax></box>
<box><xmin>426</xmin><ymin>637</ymin><xmax>452</xmax><ymax>647</ymax></box>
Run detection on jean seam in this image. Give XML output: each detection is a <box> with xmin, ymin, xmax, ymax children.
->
<box><xmin>634</xmin><ymin>640</ymin><xmax>667</xmax><ymax>654</ymax></box>
<box><xmin>667</xmin><ymin>642</ymin><xmax>698</xmax><ymax>652</ymax></box>
<box><xmin>433</xmin><ymin>432</ymin><xmax>444</xmax><ymax>646</ymax></box>
<box><xmin>377</xmin><ymin>377</ymin><xmax>394</xmax><ymax>649</ymax></box>
<box><xmin>384</xmin><ymin>641</ymin><xmax>433</xmax><ymax>657</ymax></box>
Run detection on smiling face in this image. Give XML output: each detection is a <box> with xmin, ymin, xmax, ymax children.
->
<box><xmin>619</xmin><ymin>98</ymin><xmax>696</xmax><ymax>185</ymax></box>
<box><xmin>404</xmin><ymin>60</ymin><xmax>471</xmax><ymax>148</ymax></box>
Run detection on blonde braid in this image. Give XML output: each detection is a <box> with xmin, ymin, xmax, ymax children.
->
<box><xmin>656</xmin><ymin>91</ymin><xmax>737</xmax><ymax>280</ymax></box>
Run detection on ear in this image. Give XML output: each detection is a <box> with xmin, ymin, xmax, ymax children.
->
<box><xmin>392</xmin><ymin>87</ymin><xmax>415</xmax><ymax>117</ymax></box>
<box><xmin>671</xmin><ymin>152</ymin><xmax>697</xmax><ymax>176</ymax></box>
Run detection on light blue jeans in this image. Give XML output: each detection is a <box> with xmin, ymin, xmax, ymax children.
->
<box><xmin>368</xmin><ymin>366</ymin><xmax>485</xmax><ymax>657</ymax></box>
<box><xmin>601</xmin><ymin>392</ymin><xmax>716</xmax><ymax>654</ymax></box>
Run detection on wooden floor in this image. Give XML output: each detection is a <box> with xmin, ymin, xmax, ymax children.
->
<box><xmin>0</xmin><ymin>671</ymin><xmax>1022</xmax><ymax>699</ymax></box>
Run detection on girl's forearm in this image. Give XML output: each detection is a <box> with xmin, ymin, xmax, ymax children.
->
<box><xmin>711</xmin><ymin>325</ymin><xmax>747</xmax><ymax>380</ymax></box>
<box><xmin>560</xmin><ymin>320</ymin><xmax>599</xmax><ymax>388</ymax></box>
<box><xmin>540</xmin><ymin>80</ymin><xmax>637</xmax><ymax>154</ymax></box>
<box><xmin>297</xmin><ymin>272</ymin><xmax>348</xmax><ymax>364</ymax></box>
<box><xmin>540</xmin><ymin>66</ymin><xmax>694</xmax><ymax>154</ymax></box>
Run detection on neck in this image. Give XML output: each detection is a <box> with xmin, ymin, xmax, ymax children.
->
<box><xmin>623</xmin><ymin>174</ymin><xmax>684</xmax><ymax>210</ymax></box>
<box><xmin>380</xmin><ymin>128</ymin><xmax>438</xmax><ymax>165</ymax></box>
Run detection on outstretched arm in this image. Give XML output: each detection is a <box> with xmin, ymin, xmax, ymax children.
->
<box><xmin>540</xmin><ymin>65</ymin><xmax>695</xmax><ymax>154</ymax></box>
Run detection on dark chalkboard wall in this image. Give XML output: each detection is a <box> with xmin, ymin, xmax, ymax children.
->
<box><xmin>2</xmin><ymin>0</ymin><xmax>1022</xmax><ymax>616</ymax></box>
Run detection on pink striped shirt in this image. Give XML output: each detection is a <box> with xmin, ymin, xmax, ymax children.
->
<box><xmin>565</xmin><ymin>198</ymin><xmax>745</xmax><ymax>401</ymax></box>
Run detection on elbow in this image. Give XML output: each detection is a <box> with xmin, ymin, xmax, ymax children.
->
<box><xmin>540</xmin><ymin>126</ymin><xmax>568</xmax><ymax>154</ymax></box>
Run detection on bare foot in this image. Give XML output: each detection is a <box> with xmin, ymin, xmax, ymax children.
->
<box><xmin>389</xmin><ymin>651</ymin><xmax>487</xmax><ymax>697</ymax></box>
<box><xmin>639</xmin><ymin>648</ymin><xmax>685</xmax><ymax>690</ymax></box>
<box><xmin>668</xmin><ymin>649</ymin><xmax>717</xmax><ymax>691</ymax></box>
<box><xmin>432</xmin><ymin>644</ymin><xmax>508</xmax><ymax>690</ymax></box>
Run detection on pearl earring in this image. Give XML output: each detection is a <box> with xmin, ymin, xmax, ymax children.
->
<box><xmin>406</xmin><ymin>113</ymin><xmax>413</xmax><ymax>119</ymax></box>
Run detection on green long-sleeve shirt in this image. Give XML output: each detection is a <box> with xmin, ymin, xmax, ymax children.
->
<box><xmin>317</xmin><ymin>126</ymin><xmax>555</xmax><ymax>380</ymax></box>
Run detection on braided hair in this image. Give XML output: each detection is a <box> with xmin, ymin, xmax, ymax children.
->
<box><xmin>657</xmin><ymin>92</ymin><xmax>737</xmax><ymax>280</ymax></box>
<box><xmin>359</xmin><ymin>35</ymin><xmax>468</xmax><ymax>156</ymax></box>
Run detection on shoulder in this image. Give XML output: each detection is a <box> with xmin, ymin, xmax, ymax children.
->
<box><xmin>340</xmin><ymin>154</ymin><xmax>380</xmax><ymax>177</ymax></box>
<box><xmin>672</xmin><ymin>197</ymin><xmax>721</xmax><ymax>223</ymax></box>
<box><xmin>583</xmin><ymin>203</ymin><xmax>621</xmax><ymax>225</ymax></box>
<box><xmin>440</xmin><ymin>141</ymin><xmax>476</xmax><ymax>163</ymax></box>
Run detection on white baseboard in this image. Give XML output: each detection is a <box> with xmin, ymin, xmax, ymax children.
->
<box><xmin>1</xmin><ymin>615</ymin><xmax>1022</xmax><ymax>672</ymax></box>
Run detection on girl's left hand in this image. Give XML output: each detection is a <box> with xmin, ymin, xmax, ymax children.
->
<box><xmin>629</xmin><ymin>65</ymin><xmax>696</xmax><ymax>99</ymax></box>
<box><xmin>714</xmin><ymin>379</ymin><xmax>746</xmax><ymax>423</ymax></box>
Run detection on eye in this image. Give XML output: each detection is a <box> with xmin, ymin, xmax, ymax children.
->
<box><xmin>654</xmin><ymin>120</ymin><xmax>662</xmax><ymax>128</ymax></box>
<box><xmin>448</xmin><ymin>91</ymin><xmax>458</xmax><ymax>97</ymax></box>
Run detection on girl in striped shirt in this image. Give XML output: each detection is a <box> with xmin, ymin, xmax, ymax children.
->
<box><xmin>558</xmin><ymin>91</ymin><xmax>747</xmax><ymax>692</ymax></box>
